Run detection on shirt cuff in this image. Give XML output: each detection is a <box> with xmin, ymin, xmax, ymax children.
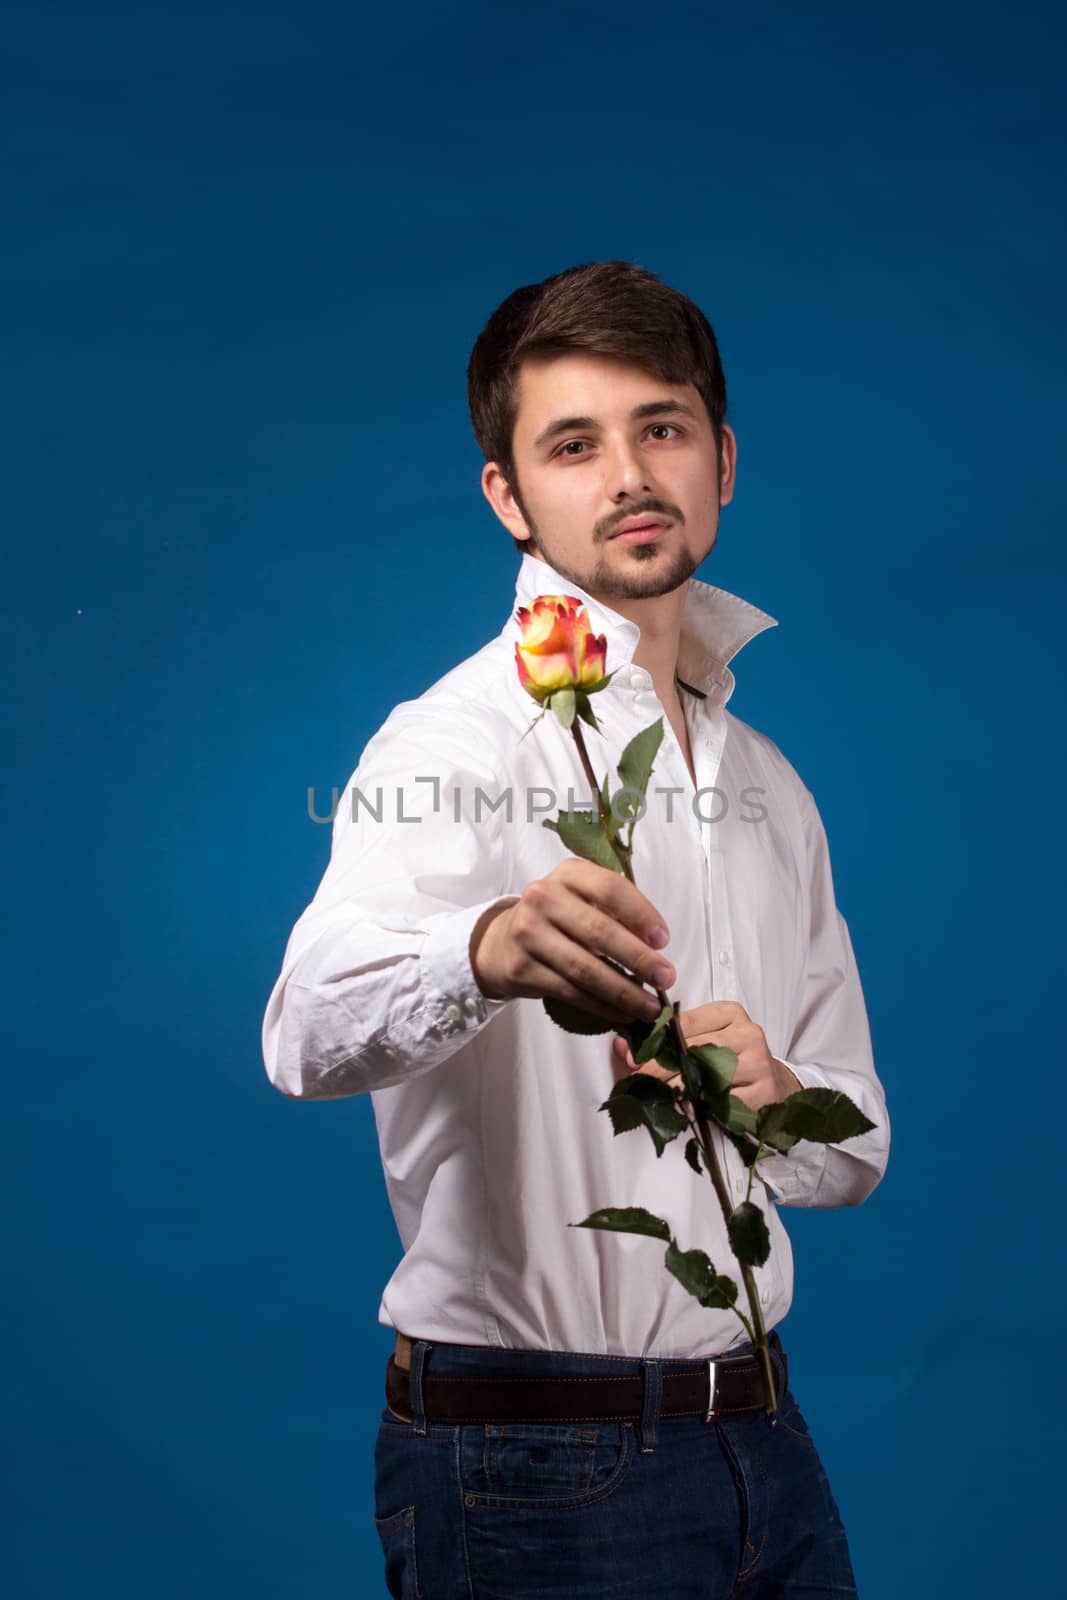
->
<box><xmin>419</xmin><ymin>895</ymin><xmax>520</xmax><ymax>1037</ymax></box>
<box><xmin>753</xmin><ymin>1059</ymin><xmax>829</xmax><ymax>1205</ymax></box>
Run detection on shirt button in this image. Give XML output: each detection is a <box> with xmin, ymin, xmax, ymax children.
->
<box><xmin>734</xmin><ymin>1178</ymin><xmax>744</xmax><ymax>1197</ymax></box>
<box><xmin>760</xmin><ymin>1288</ymin><xmax>770</xmax><ymax>1306</ymax></box>
<box><xmin>718</xmin><ymin>950</ymin><xmax>730</xmax><ymax>965</ymax></box>
<box><xmin>463</xmin><ymin>996</ymin><xmax>480</xmax><ymax>1017</ymax></box>
<box><xmin>444</xmin><ymin>1002</ymin><xmax>462</xmax><ymax>1023</ymax></box>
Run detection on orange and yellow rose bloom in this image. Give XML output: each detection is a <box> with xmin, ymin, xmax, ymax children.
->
<box><xmin>514</xmin><ymin>595</ymin><xmax>608</xmax><ymax>704</ymax></box>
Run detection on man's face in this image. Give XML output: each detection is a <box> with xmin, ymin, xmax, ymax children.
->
<box><xmin>481</xmin><ymin>352</ymin><xmax>736</xmax><ymax>602</ymax></box>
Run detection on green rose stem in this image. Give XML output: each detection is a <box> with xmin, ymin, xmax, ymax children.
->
<box><xmin>568</xmin><ymin>714</ymin><xmax>779</xmax><ymax>1416</ymax></box>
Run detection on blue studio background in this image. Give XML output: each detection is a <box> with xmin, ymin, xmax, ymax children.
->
<box><xmin>6</xmin><ymin>1</ymin><xmax>1065</xmax><ymax>1594</ymax></box>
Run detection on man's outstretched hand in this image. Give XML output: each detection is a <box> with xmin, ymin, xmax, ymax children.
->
<box><xmin>469</xmin><ymin>858</ymin><xmax>675</xmax><ymax>1025</ymax></box>
<box><xmin>612</xmin><ymin>1000</ymin><xmax>802</xmax><ymax>1112</ymax></box>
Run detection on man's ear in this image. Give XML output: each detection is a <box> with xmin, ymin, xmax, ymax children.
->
<box><xmin>482</xmin><ymin>461</ymin><xmax>533</xmax><ymax>543</ymax></box>
<box><xmin>718</xmin><ymin>425</ymin><xmax>737</xmax><ymax>508</ymax></box>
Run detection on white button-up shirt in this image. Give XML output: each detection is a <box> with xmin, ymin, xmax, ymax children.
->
<box><xmin>262</xmin><ymin>552</ymin><xmax>890</xmax><ymax>1358</ymax></box>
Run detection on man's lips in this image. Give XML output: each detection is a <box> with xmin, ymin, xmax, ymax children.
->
<box><xmin>609</xmin><ymin>520</ymin><xmax>669</xmax><ymax>545</ymax></box>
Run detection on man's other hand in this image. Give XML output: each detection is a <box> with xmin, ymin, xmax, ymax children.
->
<box><xmin>611</xmin><ymin>1000</ymin><xmax>802</xmax><ymax>1112</ymax></box>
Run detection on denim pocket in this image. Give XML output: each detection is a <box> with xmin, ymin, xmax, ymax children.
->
<box><xmin>774</xmin><ymin>1387</ymin><xmax>817</xmax><ymax>1449</ymax></box>
<box><xmin>373</xmin><ymin>1504</ymin><xmax>420</xmax><ymax>1599</ymax></box>
<box><xmin>459</xmin><ymin>1419</ymin><xmax>636</xmax><ymax>1509</ymax></box>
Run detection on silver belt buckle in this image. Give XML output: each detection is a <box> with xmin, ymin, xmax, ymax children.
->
<box><xmin>704</xmin><ymin>1359</ymin><xmax>718</xmax><ymax>1422</ymax></box>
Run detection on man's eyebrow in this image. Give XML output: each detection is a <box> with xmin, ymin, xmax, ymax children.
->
<box><xmin>531</xmin><ymin>400</ymin><xmax>701</xmax><ymax>452</ymax></box>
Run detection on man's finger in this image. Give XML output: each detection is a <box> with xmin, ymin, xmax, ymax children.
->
<box><xmin>526</xmin><ymin>925</ymin><xmax>662</xmax><ymax>1020</ymax></box>
<box><xmin>677</xmin><ymin>1001</ymin><xmax>746</xmax><ymax>1036</ymax></box>
<box><xmin>562</xmin><ymin>859</ymin><xmax>671</xmax><ymax>950</ymax></box>
<box><xmin>613</xmin><ymin>1036</ymin><xmax>685</xmax><ymax>1090</ymax></box>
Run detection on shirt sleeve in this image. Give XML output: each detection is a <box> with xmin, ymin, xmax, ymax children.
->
<box><xmin>261</xmin><ymin>702</ymin><xmax>519</xmax><ymax>1099</ymax></box>
<box><xmin>755</xmin><ymin>781</ymin><xmax>890</xmax><ymax>1208</ymax></box>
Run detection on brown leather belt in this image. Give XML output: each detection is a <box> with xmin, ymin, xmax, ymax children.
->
<box><xmin>386</xmin><ymin>1329</ymin><xmax>786</xmax><ymax>1424</ymax></box>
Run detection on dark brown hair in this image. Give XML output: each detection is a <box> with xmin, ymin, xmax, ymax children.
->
<box><xmin>466</xmin><ymin>259</ymin><xmax>728</xmax><ymax>551</ymax></box>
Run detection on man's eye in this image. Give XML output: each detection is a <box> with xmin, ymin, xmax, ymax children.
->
<box><xmin>553</xmin><ymin>424</ymin><xmax>681</xmax><ymax>458</ymax></box>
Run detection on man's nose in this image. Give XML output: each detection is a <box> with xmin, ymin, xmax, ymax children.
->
<box><xmin>602</xmin><ymin>436</ymin><xmax>656</xmax><ymax>499</ymax></box>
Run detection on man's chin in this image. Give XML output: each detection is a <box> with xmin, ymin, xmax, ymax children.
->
<box><xmin>594</xmin><ymin>541</ymin><xmax>698</xmax><ymax>598</ymax></box>
<box><xmin>520</xmin><ymin>535</ymin><xmax>698</xmax><ymax>600</ymax></box>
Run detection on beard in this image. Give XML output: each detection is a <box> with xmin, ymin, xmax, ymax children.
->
<box><xmin>523</xmin><ymin>523</ymin><xmax>701</xmax><ymax>600</ymax></box>
<box><xmin>508</xmin><ymin>471</ymin><xmax>705</xmax><ymax>600</ymax></box>
<box><xmin>585</xmin><ymin>537</ymin><xmax>700</xmax><ymax>599</ymax></box>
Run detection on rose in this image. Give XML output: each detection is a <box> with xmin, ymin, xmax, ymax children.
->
<box><xmin>516</xmin><ymin>593</ymin><xmax>876</xmax><ymax>1416</ymax></box>
<box><xmin>514</xmin><ymin>595</ymin><xmax>608</xmax><ymax>703</ymax></box>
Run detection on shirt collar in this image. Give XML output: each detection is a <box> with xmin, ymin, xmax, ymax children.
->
<box><xmin>507</xmin><ymin>549</ymin><xmax>777</xmax><ymax>706</ymax></box>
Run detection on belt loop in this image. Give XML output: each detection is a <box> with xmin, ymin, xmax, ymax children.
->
<box><xmin>409</xmin><ymin>1339</ymin><xmax>431</xmax><ymax>1436</ymax></box>
<box><xmin>637</xmin><ymin>1359</ymin><xmax>663</xmax><ymax>1454</ymax></box>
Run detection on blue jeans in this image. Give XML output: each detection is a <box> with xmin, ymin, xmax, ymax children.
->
<box><xmin>373</xmin><ymin>1334</ymin><xmax>858</xmax><ymax>1598</ymax></box>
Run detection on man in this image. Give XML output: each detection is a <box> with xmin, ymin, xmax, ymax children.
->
<box><xmin>262</xmin><ymin>259</ymin><xmax>889</xmax><ymax>1598</ymax></box>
